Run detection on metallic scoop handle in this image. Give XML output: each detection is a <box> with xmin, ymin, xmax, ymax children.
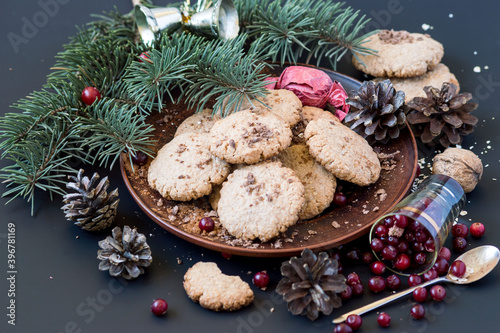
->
<box><xmin>332</xmin><ymin>276</ymin><xmax>448</xmax><ymax>324</ymax></box>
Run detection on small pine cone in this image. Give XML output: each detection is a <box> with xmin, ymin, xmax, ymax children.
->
<box><xmin>97</xmin><ymin>226</ymin><xmax>152</xmax><ymax>280</ymax></box>
<box><xmin>276</xmin><ymin>248</ymin><xmax>346</xmax><ymax>321</ymax></box>
<box><xmin>344</xmin><ymin>79</ymin><xmax>408</xmax><ymax>144</ymax></box>
<box><xmin>61</xmin><ymin>169</ymin><xmax>119</xmax><ymax>231</ymax></box>
<box><xmin>407</xmin><ymin>82</ymin><xmax>478</xmax><ymax>147</ymax></box>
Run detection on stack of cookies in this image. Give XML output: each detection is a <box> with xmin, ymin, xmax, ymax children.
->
<box><xmin>352</xmin><ymin>29</ymin><xmax>459</xmax><ymax>101</ymax></box>
<box><xmin>148</xmin><ymin>89</ymin><xmax>381</xmax><ymax>243</ymax></box>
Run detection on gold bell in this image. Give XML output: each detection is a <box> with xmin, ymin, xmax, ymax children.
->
<box><xmin>134</xmin><ymin>0</ymin><xmax>239</xmax><ymax>46</ymax></box>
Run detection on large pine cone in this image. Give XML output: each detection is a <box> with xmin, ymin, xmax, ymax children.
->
<box><xmin>407</xmin><ymin>82</ymin><xmax>478</xmax><ymax>147</ymax></box>
<box><xmin>61</xmin><ymin>169</ymin><xmax>119</xmax><ymax>231</ymax></box>
<box><xmin>97</xmin><ymin>226</ymin><xmax>152</xmax><ymax>280</ymax></box>
<box><xmin>344</xmin><ymin>79</ymin><xmax>408</xmax><ymax>144</ymax></box>
<box><xmin>276</xmin><ymin>248</ymin><xmax>346</xmax><ymax>321</ymax></box>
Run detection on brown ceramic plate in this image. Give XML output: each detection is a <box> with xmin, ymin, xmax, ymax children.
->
<box><xmin>120</xmin><ymin>65</ymin><xmax>418</xmax><ymax>257</ymax></box>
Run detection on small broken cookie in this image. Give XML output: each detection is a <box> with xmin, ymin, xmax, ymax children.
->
<box><xmin>183</xmin><ymin>262</ymin><xmax>254</xmax><ymax>311</ymax></box>
<box><xmin>432</xmin><ymin>147</ymin><xmax>483</xmax><ymax>193</ymax></box>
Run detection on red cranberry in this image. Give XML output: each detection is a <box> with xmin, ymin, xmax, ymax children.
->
<box><xmin>424</xmin><ymin>238</ymin><xmax>436</xmax><ymax>252</ymax></box>
<box><xmin>433</xmin><ymin>257</ymin><xmax>450</xmax><ymax>276</ymax></box>
<box><xmin>386</xmin><ymin>274</ymin><xmax>401</xmax><ymax>290</ymax></box>
<box><xmin>430</xmin><ymin>285</ymin><xmax>446</xmax><ymax>301</ymax></box>
<box><xmin>413</xmin><ymin>287</ymin><xmax>428</xmax><ymax>302</ymax></box>
<box><xmin>381</xmin><ymin>245</ymin><xmax>398</xmax><ymax>261</ymax></box>
<box><xmin>415</xmin><ymin>164</ymin><xmax>421</xmax><ymax>178</ymax></box>
<box><xmin>397</xmin><ymin>241</ymin><xmax>409</xmax><ymax>253</ymax></box>
<box><xmin>383</xmin><ymin>216</ymin><xmax>395</xmax><ymax>228</ymax></box>
<box><xmin>333</xmin><ymin>191</ymin><xmax>347</xmax><ymax>206</ymax></box>
<box><xmin>394</xmin><ymin>253</ymin><xmax>411</xmax><ymax>271</ymax></box>
<box><xmin>423</xmin><ymin>268</ymin><xmax>438</xmax><ymax>282</ymax></box>
<box><xmin>352</xmin><ymin>283</ymin><xmax>364</xmax><ymax>296</ymax></box>
<box><xmin>375</xmin><ymin>224</ymin><xmax>388</xmax><ymax>238</ymax></box>
<box><xmin>404</xmin><ymin>232</ymin><xmax>415</xmax><ymax>243</ymax></box>
<box><xmin>453</xmin><ymin>237</ymin><xmax>468</xmax><ymax>252</ymax></box>
<box><xmin>199</xmin><ymin>217</ymin><xmax>215</xmax><ymax>232</ymax></box>
<box><xmin>411</xmin><ymin>304</ymin><xmax>425</xmax><ymax>320</ymax></box>
<box><xmin>362</xmin><ymin>251</ymin><xmax>375</xmax><ymax>264</ymax></box>
<box><xmin>131</xmin><ymin>151</ymin><xmax>148</xmax><ymax>166</ymax></box>
<box><xmin>386</xmin><ymin>236</ymin><xmax>400</xmax><ymax>246</ymax></box>
<box><xmin>377</xmin><ymin>312</ymin><xmax>391</xmax><ymax>328</ymax></box>
<box><xmin>470</xmin><ymin>222</ymin><xmax>485</xmax><ymax>238</ymax></box>
<box><xmin>347</xmin><ymin>272</ymin><xmax>361</xmax><ymax>286</ymax></box>
<box><xmin>346</xmin><ymin>314</ymin><xmax>363</xmax><ymax>330</ymax></box>
<box><xmin>450</xmin><ymin>260</ymin><xmax>467</xmax><ymax>278</ymax></box>
<box><xmin>151</xmin><ymin>298</ymin><xmax>168</xmax><ymax>316</ymax></box>
<box><xmin>221</xmin><ymin>252</ymin><xmax>232</xmax><ymax>260</ymax></box>
<box><xmin>412</xmin><ymin>242</ymin><xmax>425</xmax><ymax>253</ymax></box>
<box><xmin>252</xmin><ymin>271</ymin><xmax>270</xmax><ymax>289</ymax></box>
<box><xmin>338</xmin><ymin>262</ymin><xmax>344</xmax><ymax>275</ymax></box>
<box><xmin>370</xmin><ymin>261</ymin><xmax>386</xmax><ymax>275</ymax></box>
<box><xmin>368</xmin><ymin>276</ymin><xmax>386</xmax><ymax>293</ymax></box>
<box><xmin>452</xmin><ymin>223</ymin><xmax>469</xmax><ymax>238</ymax></box>
<box><xmin>346</xmin><ymin>249</ymin><xmax>363</xmax><ymax>263</ymax></box>
<box><xmin>409</xmin><ymin>220</ymin><xmax>423</xmax><ymax>232</ymax></box>
<box><xmin>340</xmin><ymin>285</ymin><xmax>353</xmax><ymax>300</ymax></box>
<box><xmin>334</xmin><ymin>323</ymin><xmax>353</xmax><ymax>333</ymax></box>
<box><xmin>371</xmin><ymin>238</ymin><xmax>384</xmax><ymax>252</ymax></box>
<box><xmin>81</xmin><ymin>87</ymin><xmax>102</xmax><ymax>105</ymax></box>
<box><xmin>408</xmin><ymin>274</ymin><xmax>423</xmax><ymax>287</ymax></box>
<box><xmin>138</xmin><ymin>51</ymin><xmax>151</xmax><ymax>62</ymax></box>
<box><xmin>395</xmin><ymin>214</ymin><xmax>409</xmax><ymax>228</ymax></box>
<box><xmin>438</xmin><ymin>247</ymin><xmax>451</xmax><ymax>261</ymax></box>
<box><xmin>414</xmin><ymin>231</ymin><xmax>427</xmax><ymax>243</ymax></box>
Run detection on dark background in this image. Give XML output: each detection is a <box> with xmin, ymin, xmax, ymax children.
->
<box><xmin>1</xmin><ymin>1</ymin><xmax>499</xmax><ymax>332</ymax></box>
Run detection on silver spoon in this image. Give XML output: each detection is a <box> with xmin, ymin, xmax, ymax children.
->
<box><xmin>333</xmin><ymin>245</ymin><xmax>500</xmax><ymax>324</ymax></box>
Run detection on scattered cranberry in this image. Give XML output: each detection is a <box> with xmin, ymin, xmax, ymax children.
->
<box><xmin>381</xmin><ymin>245</ymin><xmax>398</xmax><ymax>261</ymax></box>
<box><xmin>345</xmin><ymin>249</ymin><xmax>362</xmax><ymax>263</ymax></box>
<box><xmin>415</xmin><ymin>164</ymin><xmax>421</xmax><ymax>178</ymax></box>
<box><xmin>368</xmin><ymin>276</ymin><xmax>386</xmax><ymax>293</ymax></box>
<box><xmin>433</xmin><ymin>257</ymin><xmax>450</xmax><ymax>276</ymax></box>
<box><xmin>423</xmin><ymin>268</ymin><xmax>438</xmax><ymax>282</ymax></box>
<box><xmin>352</xmin><ymin>283</ymin><xmax>364</xmax><ymax>296</ymax></box>
<box><xmin>151</xmin><ymin>298</ymin><xmax>168</xmax><ymax>316</ymax></box>
<box><xmin>375</xmin><ymin>224</ymin><xmax>388</xmax><ymax>238</ymax></box>
<box><xmin>470</xmin><ymin>222</ymin><xmax>485</xmax><ymax>238</ymax></box>
<box><xmin>394</xmin><ymin>253</ymin><xmax>411</xmax><ymax>271</ymax></box>
<box><xmin>424</xmin><ymin>238</ymin><xmax>436</xmax><ymax>252</ymax></box>
<box><xmin>370</xmin><ymin>261</ymin><xmax>386</xmax><ymax>275</ymax></box>
<box><xmin>371</xmin><ymin>238</ymin><xmax>384</xmax><ymax>253</ymax></box>
<box><xmin>408</xmin><ymin>274</ymin><xmax>423</xmax><ymax>287</ymax></box>
<box><xmin>333</xmin><ymin>191</ymin><xmax>347</xmax><ymax>206</ymax></box>
<box><xmin>411</xmin><ymin>304</ymin><xmax>425</xmax><ymax>320</ymax></box>
<box><xmin>347</xmin><ymin>272</ymin><xmax>361</xmax><ymax>286</ymax></box>
<box><xmin>450</xmin><ymin>260</ymin><xmax>467</xmax><ymax>278</ymax></box>
<box><xmin>252</xmin><ymin>271</ymin><xmax>270</xmax><ymax>289</ymax></box>
<box><xmin>221</xmin><ymin>252</ymin><xmax>232</xmax><ymax>260</ymax></box>
<box><xmin>413</xmin><ymin>252</ymin><xmax>427</xmax><ymax>266</ymax></box>
<box><xmin>386</xmin><ymin>274</ymin><xmax>401</xmax><ymax>290</ymax></box>
<box><xmin>452</xmin><ymin>223</ymin><xmax>469</xmax><ymax>238</ymax></box>
<box><xmin>346</xmin><ymin>314</ymin><xmax>363</xmax><ymax>331</ymax></box>
<box><xmin>413</xmin><ymin>287</ymin><xmax>428</xmax><ymax>302</ymax></box>
<box><xmin>340</xmin><ymin>285</ymin><xmax>353</xmax><ymax>300</ymax></box>
<box><xmin>138</xmin><ymin>51</ymin><xmax>151</xmax><ymax>62</ymax></box>
<box><xmin>81</xmin><ymin>86</ymin><xmax>102</xmax><ymax>105</ymax></box>
<box><xmin>395</xmin><ymin>214</ymin><xmax>409</xmax><ymax>228</ymax></box>
<box><xmin>453</xmin><ymin>237</ymin><xmax>468</xmax><ymax>252</ymax></box>
<box><xmin>334</xmin><ymin>323</ymin><xmax>353</xmax><ymax>333</ymax></box>
<box><xmin>199</xmin><ymin>217</ymin><xmax>215</xmax><ymax>232</ymax></box>
<box><xmin>430</xmin><ymin>285</ymin><xmax>446</xmax><ymax>301</ymax></box>
<box><xmin>362</xmin><ymin>251</ymin><xmax>375</xmax><ymax>264</ymax></box>
<box><xmin>131</xmin><ymin>151</ymin><xmax>148</xmax><ymax>166</ymax></box>
<box><xmin>377</xmin><ymin>312</ymin><xmax>391</xmax><ymax>328</ymax></box>
<box><xmin>438</xmin><ymin>247</ymin><xmax>451</xmax><ymax>261</ymax></box>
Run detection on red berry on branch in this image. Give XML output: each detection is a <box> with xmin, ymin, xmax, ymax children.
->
<box><xmin>81</xmin><ymin>87</ymin><xmax>101</xmax><ymax>105</ymax></box>
<box><xmin>138</xmin><ymin>52</ymin><xmax>151</xmax><ymax>62</ymax></box>
<box><xmin>151</xmin><ymin>298</ymin><xmax>168</xmax><ymax>316</ymax></box>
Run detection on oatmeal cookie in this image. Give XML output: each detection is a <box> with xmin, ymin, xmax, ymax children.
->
<box><xmin>217</xmin><ymin>161</ymin><xmax>305</xmax><ymax>241</ymax></box>
<box><xmin>292</xmin><ymin>106</ymin><xmax>339</xmax><ymax>144</ymax></box>
<box><xmin>209</xmin><ymin>109</ymin><xmax>292</xmax><ymax>164</ymax></box>
<box><xmin>148</xmin><ymin>132</ymin><xmax>231</xmax><ymax>201</ymax></box>
<box><xmin>304</xmin><ymin>118</ymin><xmax>381</xmax><ymax>186</ymax></box>
<box><xmin>277</xmin><ymin>144</ymin><xmax>336</xmax><ymax>220</ymax></box>
<box><xmin>183</xmin><ymin>262</ymin><xmax>254</xmax><ymax>311</ymax></box>
<box><xmin>353</xmin><ymin>30</ymin><xmax>444</xmax><ymax>78</ymax></box>
<box><xmin>174</xmin><ymin>108</ymin><xmax>221</xmax><ymax>137</ymax></box>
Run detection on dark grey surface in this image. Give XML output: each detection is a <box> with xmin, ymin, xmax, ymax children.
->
<box><xmin>1</xmin><ymin>1</ymin><xmax>499</xmax><ymax>332</ymax></box>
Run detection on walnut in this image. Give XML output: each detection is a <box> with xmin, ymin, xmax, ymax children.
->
<box><xmin>432</xmin><ymin>148</ymin><xmax>483</xmax><ymax>193</ymax></box>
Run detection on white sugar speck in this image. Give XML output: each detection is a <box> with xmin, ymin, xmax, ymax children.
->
<box><xmin>421</xmin><ymin>23</ymin><xmax>432</xmax><ymax>31</ymax></box>
<box><xmin>449</xmin><ymin>13</ymin><xmax>454</xmax><ymax>18</ymax></box>
<box><xmin>473</xmin><ymin>66</ymin><xmax>481</xmax><ymax>73</ymax></box>
<box><xmin>474</xmin><ymin>51</ymin><xmax>478</xmax><ymax>55</ymax></box>
<box><xmin>484</xmin><ymin>65</ymin><xmax>489</xmax><ymax>70</ymax></box>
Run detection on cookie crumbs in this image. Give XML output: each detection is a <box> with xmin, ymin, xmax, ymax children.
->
<box><xmin>308</xmin><ymin>230</ymin><xmax>318</xmax><ymax>235</ymax></box>
<box><xmin>205</xmin><ymin>210</ymin><xmax>218</xmax><ymax>218</ymax></box>
<box><xmin>377</xmin><ymin>150</ymin><xmax>400</xmax><ymax>170</ymax></box>
<box><xmin>171</xmin><ymin>205</ymin><xmax>179</xmax><ymax>215</ymax></box>
<box><xmin>157</xmin><ymin>198</ymin><xmax>163</xmax><ymax>207</ymax></box>
<box><xmin>373</xmin><ymin>206</ymin><xmax>380</xmax><ymax>212</ymax></box>
<box><xmin>177</xmin><ymin>258</ymin><xmax>183</xmax><ymax>265</ymax></box>
<box><xmin>362</xmin><ymin>209</ymin><xmax>370</xmax><ymax>215</ymax></box>
<box><xmin>379</xmin><ymin>29</ymin><xmax>414</xmax><ymax>44</ymax></box>
<box><xmin>176</xmin><ymin>144</ymin><xmax>187</xmax><ymax>154</ymax></box>
<box><xmin>270</xmin><ymin>307</ymin><xmax>275</xmax><ymax>313</ymax></box>
<box><xmin>375</xmin><ymin>189</ymin><xmax>388</xmax><ymax>202</ymax></box>
<box><xmin>273</xmin><ymin>239</ymin><xmax>283</xmax><ymax>249</ymax></box>
<box><xmin>332</xmin><ymin>221</ymin><xmax>341</xmax><ymax>228</ymax></box>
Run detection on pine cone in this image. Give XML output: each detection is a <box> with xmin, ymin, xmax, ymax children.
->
<box><xmin>97</xmin><ymin>226</ymin><xmax>152</xmax><ymax>280</ymax></box>
<box><xmin>275</xmin><ymin>248</ymin><xmax>346</xmax><ymax>321</ymax></box>
<box><xmin>61</xmin><ymin>169</ymin><xmax>119</xmax><ymax>231</ymax></box>
<box><xmin>344</xmin><ymin>79</ymin><xmax>408</xmax><ymax>144</ymax></box>
<box><xmin>407</xmin><ymin>82</ymin><xmax>478</xmax><ymax>147</ymax></box>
